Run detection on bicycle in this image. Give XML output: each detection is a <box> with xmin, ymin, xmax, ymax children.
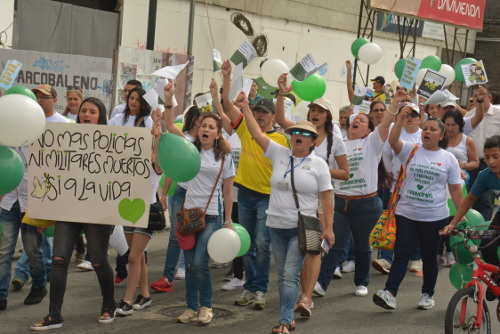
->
<box><xmin>444</xmin><ymin>228</ymin><xmax>500</xmax><ymax>334</ymax></box>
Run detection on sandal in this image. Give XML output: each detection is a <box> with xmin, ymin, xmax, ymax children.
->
<box><xmin>271</xmin><ymin>321</ymin><xmax>295</xmax><ymax>333</ymax></box>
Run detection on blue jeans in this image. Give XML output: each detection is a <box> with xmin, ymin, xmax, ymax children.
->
<box><xmin>378</xmin><ymin>243</ymin><xmax>420</xmax><ymax>264</ymax></box>
<box><xmin>238</xmin><ymin>187</ymin><xmax>271</xmax><ymax>293</ymax></box>
<box><xmin>270</xmin><ymin>227</ymin><xmax>305</xmax><ymax>325</ymax></box>
<box><xmin>318</xmin><ymin>195</ymin><xmax>382</xmax><ymax>290</ymax></box>
<box><xmin>184</xmin><ymin>215</ymin><xmax>221</xmax><ymax>311</ymax></box>
<box><xmin>163</xmin><ymin>185</ymin><xmax>186</xmax><ymax>281</ymax></box>
<box><xmin>0</xmin><ymin>201</ymin><xmax>46</xmax><ymax>301</ymax></box>
<box><xmin>338</xmin><ymin>232</ymin><xmax>355</xmax><ymax>267</ymax></box>
<box><xmin>15</xmin><ymin>236</ymin><xmax>52</xmax><ymax>282</ymax></box>
<box><xmin>384</xmin><ymin>215</ymin><xmax>448</xmax><ymax>297</ymax></box>
<box><xmin>21</xmin><ymin>223</ymin><xmax>49</xmax><ymax>289</ymax></box>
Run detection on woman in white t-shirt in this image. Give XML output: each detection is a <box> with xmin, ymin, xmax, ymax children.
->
<box><xmin>115</xmin><ymin>87</ymin><xmax>161</xmax><ymax>316</ymax></box>
<box><xmin>62</xmin><ymin>88</ymin><xmax>83</xmax><ymax>121</ymax></box>
<box><xmin>275</xmin><ymin>74</ymin><xmax>348</xmax><ymax>319</ymax></box>
<box><xmin>373</xmin><ymin>109</ymin><xmax>464</xmax><ymax>311</ymax></box>
<box><xmin>235</xmin><ymin>91</ymin><xmax>333</xmax><ymax>334</ymax></box>
<box><xmin>315</xmin><ymin>89</ymin><xmax>403</xmax><ymax>299</ymax></box>
<box><xmin>163</xmin><ymin>82</ymin><xmax>235</xmax><ymax>326</ymax></box>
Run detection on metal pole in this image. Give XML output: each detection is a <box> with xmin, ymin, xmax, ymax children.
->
<box><xmin>146</xmin><ymin>0</ymin><xmax>157</xmax><ymax>50</ymax></box>
<box><xmin>187</xmin><ymin>0</ymin><xmax>195</xmax><ymax>56</ymax></box>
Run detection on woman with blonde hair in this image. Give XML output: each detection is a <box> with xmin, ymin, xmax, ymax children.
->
<box><xmin>62</xmin><ymin>88</ymin><xmax>84</xmax><ymax>121</ymax></box>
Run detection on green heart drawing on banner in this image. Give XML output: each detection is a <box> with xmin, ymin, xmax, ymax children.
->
<box><xmin>118</xmin><ymin>198</ymin><xmax>146</xmax><ymax>224</ymax></box>
<box><xmin>349</xmin><ymin>173</ymin><xmax>354</xmax><ymax>178</ymax></box>
<box><xmin>417</xmin><ymin>185</ymin><xmax>424</xmax><ymax>191</ymax></box>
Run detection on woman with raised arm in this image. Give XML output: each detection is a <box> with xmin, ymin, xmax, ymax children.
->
<box><xmin>275</xmin><ymin>73</ymin><xmax>348</xmax><ymax>318</ymax></box>
<box><xmin>234</xmin><ymin>90</ymin><xmax>333</xmax><ymax>334</ymax></box>
<box><xmin>163</xmin><ymin>82</ymin><xmax>235</xmax><ymax>325</ymax></box>
<box><xmin>373</xmin><ymin>108</ymin><xmax>463</xmax><ymax>311</ymax></box>
<box><xmin>314</xmin><ymin>88</ymin><xmax>401</xmax><ymax>299</ymax></box>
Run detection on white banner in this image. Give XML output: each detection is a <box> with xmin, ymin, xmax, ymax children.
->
<box><xmin>27</xmin><ymin>123</ymin><xmax>152</xmax><ymax>228</ymax></box>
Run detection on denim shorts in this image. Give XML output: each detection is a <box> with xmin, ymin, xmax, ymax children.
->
<box><xmin>123</xmin><ymin>225</ymin><xmax>153</xmax><ymax>238</ymax></box>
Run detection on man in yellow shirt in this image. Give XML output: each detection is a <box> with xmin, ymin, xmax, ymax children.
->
<box><xmin>371</xmin><ymin>76</ymin><xmax>386</xmax><ymax>102</ymax></box>
<box><xmin>221</xmin><ymin>60</ymin><xmax>289</xmax><ymax>311</ymax></box>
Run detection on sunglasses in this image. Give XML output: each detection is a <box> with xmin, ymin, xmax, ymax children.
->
<box><xmin>371</xmin><ymin>108</ymin><xmax>386</xmax><ymax>113</ymax></box>
<box><xmin>291</xmin><ymin>130</ymin><xmax>313</xmax><ymax>138</ymax></box>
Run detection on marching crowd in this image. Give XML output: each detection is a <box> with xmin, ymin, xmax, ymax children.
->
<box><xmin>1</xmin><ymin>57</ymin><xmax>500</xmax><ymax>334</ymax></box>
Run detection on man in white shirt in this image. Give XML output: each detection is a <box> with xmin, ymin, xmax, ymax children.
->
<box><xmin>109</xmin><ymin>80</ymin><xmax>142</xmax><ymax>119</ymax></box>
<box><xmin>31</xmin><ymin>85</ymin><xmax>70</xmax><ymax>124</ymax></box>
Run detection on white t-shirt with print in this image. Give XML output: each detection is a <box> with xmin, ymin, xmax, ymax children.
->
<box><xmin>264</xmin><ymin>140</ymin><xmax>333</xmax><ymax>229</ymax></box>
<box><xmin>183</xmin><ymin>149</ymin><xmax>235</xmax><ymax>216</ymax></box>
<box><xmin>395</xmin><ymin>141</ymin><xmax>462</xmax><ymax>221</ymax></box>
<box><xmin>47</xmin><ymin>112</ymin><xmax>71</xmax><ymax>123</ymax></box>
<box><xmin>314</xmin><ymin>133</ymin><xmax>346</xmax><ymax>168</ymax></box>
<box><xmin>108</xmin><ymin>113</ymin><xmax>153</xmax><ymax>128</ymax></box>
<box><xmin>334</xmin><ymin>127</ymin><xmax>385</xmax><ymax>196</ymax></box>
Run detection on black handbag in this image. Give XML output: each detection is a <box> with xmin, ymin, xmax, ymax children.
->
<box><xmin>148</xmin><ymin>195</ymin><xmax>166</xmax><ymax>231</ymax></box>
<box><xmin>291</xmin><ymin>158</ymin><xmax>323</xmax><ymax>255</ymax></box>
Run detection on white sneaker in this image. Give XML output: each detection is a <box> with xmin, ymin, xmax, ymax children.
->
<box><xmin>198</xmin><ymin>307</ymin><xmax>213</xmax><ymax>324</ymax></box>
<box><xmin>409</xmin><ymin>260</ymin><xmax>423</xmax><ymax>272</ymax></box>
<box><xmin>175</xmin><ymin>268</ymin><xmax>185</xmax><ymax>280</ymax></box>
<box><xmin>333</xmin><ymin>267</ymin><xmax>342</xmax><ymax>279</ymax></box>
<box><xmin>373</xmin><ymin>289</ymin><xmax>396</xmax><ymax>310</ymax></box>
<box><xmin>76</xmin><ymin>260</ymin><xmax>93</xmax><ymax>271</ymax></box>
<box><xmin>445</xmin><ymin>252</ymin><xmax>456</xmax><ymax>266</ymax></box>
<box><xmin>355</xmin><ymin>285</ymin><xmax>368</xmax><ymax>297</ymax></box>
<box><xmin>342</xmin><ymin>260</ymin><xmax>355</xmax><ymax>273</ymax></box>
<box><xmin>371</xmin><ymin>259</ymin><xmax>391</xmax><ymax>274</ymax></box>
<box><xmin>313</xmin><ymin>282</ymin><xmax>326</xmax><ymax>297</ymax></box>
<box><xmin>221</xmin><ymin>278</ymin><xmax>244</xmax><ymax>291</ymax></box>
<box><xmin>417</xmin><ymin>293</ymin><xmax>435</xmax><ymax>310</ymax></box>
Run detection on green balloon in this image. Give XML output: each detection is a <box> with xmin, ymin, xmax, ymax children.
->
<box><xmin>174</xmin><ymin>118</ymin><xmax>183</xmax><ymax>124</ymax></box>
<box><xmin>292</xmin><ymin>74</ymin><xmax>326</xmax><ymax>102</ymax></box>
<box><xmin>43</xmin><ymin>226</ymin><xmax>55</xmax><ymax>237</ymax></box>
<box><xmin>0</xmin><ymin>146</ymin><xmax>25</xmax><ymax>195</ymax></box>
<box><xmin>421</xmin><ymin>55</ymin><xmax>442</xmax><ymax>71</ymax></box>
<box><xmin>454</xmin><ymin>58</ymin><xmax>477</xmax><ymax>82</ymax></box>
<box><xmin>4</xmin><ymin>86</ymin><xmax>37</xmax><ymax>101</ymax></box>
<box><xmin>159</xmin><ymin>173</ymin><xmax>177</xmax><ymax>196</ymax></box>
<box><xmin>448</xmin><ymin>183</ymin><xmax>468</xmax><ymax>216</ymax></box>
<box><xmin>449</xmin><ymin>262</ymin><xmax>473</xmax><ymax>289</ymax></box>
<box><xmin>394</xmin><ymin>58</ymin><xmax>407</xmax><ymax>80</ymax></box>
<box><xmin>450</xmin><ymin>214</ymin><xmax>489</xmax><ymax>264</ymax></box>
<box><xmin>351</xmin><ymin>38</ymin><xmax>370</xmax><ymax>59</ymax></box>
<box><xmin>158</xmin><ymin>133</ymin><xmax>201</xmax><ymax>182</ymax></box>
<box><xmin>232</xmin><ymin>223</ymin><xmax>251</xmax><ymax>257</ymax></box>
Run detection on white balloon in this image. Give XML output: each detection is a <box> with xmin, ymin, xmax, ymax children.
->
<box><xmin>261</xmin><ymin>59</ymin><xmax>289</xmax><ymax>87</ymax></box>
<box><xmin>207</xmin><ymin>228</ymin><xmax>241</xmax><ymax>263</ymax></box>
<box><xmin>292</xmin><ymin>101</ymin><xmax>310</xmax><ymax>122</ymax></box>
<box><xmin>415</xmin><ymin>68</ymin><xmax>427</xmax><ymax>87</ymax></box>
<box><xmin>439</xmin><ymin>64</ymin><xmax>456</xmax><ymax>86</ymax></box>
<box><xmin>358</xmin><ymin>43</ymin><xmax>382</xmax><ymax>65</ymax></box>
<box><xmin>0</xmin><ymin>94</ymin><xmax>46</xmax><ymax>147</ymax></box>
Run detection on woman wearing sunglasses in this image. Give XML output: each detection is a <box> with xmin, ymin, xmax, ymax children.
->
<box><xmin>234</xmin><ymin>92</ymin><xmax>333</xmax><ymax>334</ymax></box>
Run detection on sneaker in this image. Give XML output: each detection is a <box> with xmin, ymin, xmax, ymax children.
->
<box><xmin>31</xmin><ymin>315</ymin><xmax>63</xmax><ymax>331</ymax></box>
<box><xmin>197</xmin><ymin>307</ymin><xmax>213</xmax><ymax>325</ymax></box>
<box><xmin>150</xmin><ymin>276</ymin><xmax>173</xmax><ymax>292</ymax></box>
<box><xmin>221</xmin><ymin>278</ymin><xmax>244</xmax><ymax>291</ymax></box>
<box><xmin>371</xmin><ymin>259</ymin><xmax>391</xmax><ymax>274</ymax></box>
<box><xmin>0</xmin><ymin>299</ymin><xmax>6</xmax><ymax>311</ymax></box>
<box><xmin>11</xmin><ymin>277</ymin><xmax>25</xmax><ymax>290</ymax></box>
<box><xmin>132</xmin><ymin>294</ymin><xmax>152</xmax><ymax>310</ymax></box>
<box><xmin>295</xmin><ymin>294</ymin><xmax>312</xmax><ymax>318</ymax></box>
<box><xmin>76</xmin><ymin>260</ymin><xmax>94</xmax><ymax>271</ymax></box>
<box><xmin>355</xmin><ymin>285</ymin><xmax>368</xmax><ymax>297</ymax></box>
<box><xmin>445</xmin><ymin>252</ymin><xmax>456</xmax><ymax>266</ymax></box>
<box><xmin>98</xmin><ymin>308</ymin><xmax>116</xmax><ymax>324</ymax></box>
<box><xmin>417</xmin><ymin>293</ymin><xmax>435</xmax><ymax>310</ymax></box>
<box><xmin>333</xmin><ymin>267</ymin><xmax>342</xmax><ymax>279</ymax></box>
<box><xmin>177</xmin><ymin>309</ymin><xmax>197</xmax><ymax>323</ymax></box>
<box><xmin>253</xmin><ymin>291</ymin><xmax>266</xmax><ymax>310</ymax></box>
<box><xmin>437</xmin><ymin>255</ymin><xmax>446</xmax><ymax>266</ymax></box>
<box><xmin>74</xmin><ymin>252</ymin><xmax>85</xmax><ymax>264</ymax></box>
<box><xmin>175</xmin><ymin>268</ymin><xmax>186</xmax><ymax>280</ymax></box>
<box><xmin>373</xmin><ymin>290</ymin><xmax>396</xmax><ymax>310</ymax></box>
<box><xmin>342</xmin><ymin>260</ymin><xmax>356</xmax><ymax>273</ymax></box>
<box><xmin>235</xmin><ymin>290</ymin><xmax>255</xmax><ymax>306</ymax></box>
<box><xmin>409</xmin><ymin>260</ymin><xmax>423</xmax><ymax>272</ymax></box>
<box><xmin>116</xmin><ymin>300</ymin><xmax>134</xmax><ymax>316</ymax></box>
<box><xmin>24</xmin><ymin>286</ymin><xmax>47</xmax><ymax>305</ymax></box>
<box><xmin>224</xmin><ymin>268</ymin><xmax>234</xmax><ymax>281</ymax></box>
<box><xmin>313</xmin><ymin>282</ymin><xmax>326</xmax><ymax>297</ymax></box>
<box><xmin>114</xmin><ymin>275</ymin><xmax>126</xmax><ymax>285</ymax></box>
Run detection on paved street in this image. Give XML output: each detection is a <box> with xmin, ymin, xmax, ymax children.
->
<box><xmin>3</xmin><ymin>228</ymin><xmax>500</xmax><ymax>333</ymax></box>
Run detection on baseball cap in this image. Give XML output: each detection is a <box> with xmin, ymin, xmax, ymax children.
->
<box><xmin>370</xmin><ymin>76</ymin><xmax>385</xmax><ymax>85</ymax></box>
<box><xmin>32</xmin><ymin>84</ymin><xmax>57</xmax><ymax>98</ymax></box>
<box><xmin>176</xmin><ymin>225</ymin><xmax>195</xmax><ymax>250</ymax></box>
<box><xmin>252</xmin><ymin>98</ymin><xmax>275</xmax><ymax>114</ymax></box>
<box><xmin>284</xmin><ymin>120</ymin><xmax>319</xmax><ymax>137</ymax></box>
<box><xmin>308</xmin><ymin>98</ymin><xmax>333</xmax><ymax>114</ymax></box>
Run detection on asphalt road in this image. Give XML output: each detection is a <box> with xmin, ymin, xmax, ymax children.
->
<box><xmin>2</xmin><ymin>228</ymin><xmax>500</xmax><ymax>334</ymax></box>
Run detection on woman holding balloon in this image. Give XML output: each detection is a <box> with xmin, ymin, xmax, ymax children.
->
<box><xmin>162</xmin><ymin>82</ymin><xmax>235</xmax><ymax>325</ymax></box>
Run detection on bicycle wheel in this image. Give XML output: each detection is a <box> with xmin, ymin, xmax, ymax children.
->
<box><xmin>445</xmin><ymin>287</ymin><xmax>491</xmax><ymax>334</ymax></box>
